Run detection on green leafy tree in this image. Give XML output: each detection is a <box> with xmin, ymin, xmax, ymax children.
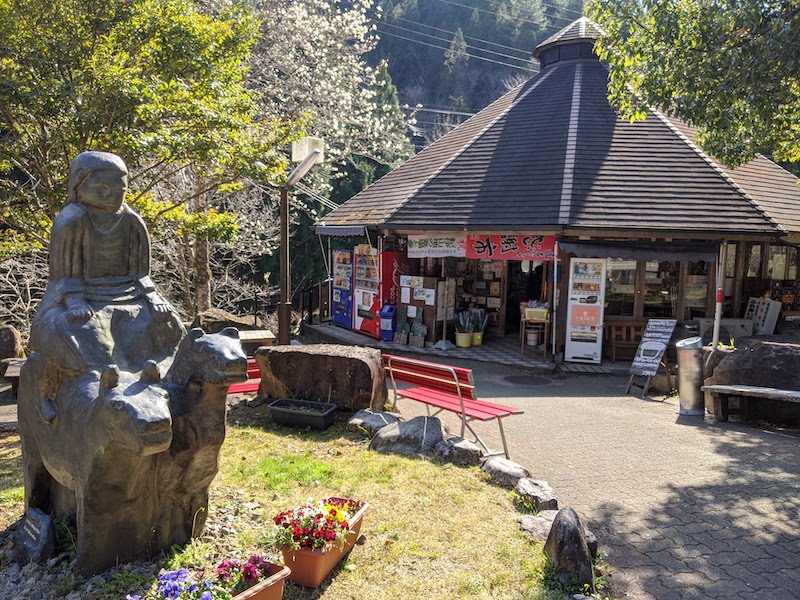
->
<box><xmin>588</xmin><ymin>0</ymin><xmax>800</xmax><ymax>167</ymax></box>
<box><xmin>0</xmin><ymin>0</ymin><xmax>301</xmax><ymax>316</ymax></box>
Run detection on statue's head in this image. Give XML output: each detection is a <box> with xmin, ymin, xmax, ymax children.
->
<box><xmin>67</xmin><ymin>151</ymin><xmax>128</xmax><ymax>214</ymax></box>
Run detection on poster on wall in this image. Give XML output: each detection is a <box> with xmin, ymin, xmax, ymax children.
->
<box><xmin>565</xmin><ymin>258</ymin><xmax>607</xmax><ymax>364</ymax></box>
<box><xmin>465</xmin><ymin>234</ymin><xmax>556</xmax><ymax>261</ymax></box>
<box><xmin>407</xmin><ymin>233</ymin><xmax>466</xmax><ymax>258</ymax></box>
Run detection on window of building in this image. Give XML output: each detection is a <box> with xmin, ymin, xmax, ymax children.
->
<box><xmin>768</xmin><ymin>245</ymin><xmax>788</xmax><ymax>279</ymax></box>
<box><xmin>745</xmin><ymin>242</ymin><xmax>762</xmax><ymax>277</ymax></box>
<box><xmin>604</xmin><ymin>258</ymin><xmax>635</xmax><ymax>316</ymax></box>
<box><xmin>685</xmin><ymin>260</ymin><xmax>709</xmax><ymax>318</ymax></box>
<box><xmin>725</xmin><ymin>242</ymin><xmax>737</xmax><ymax>277</ymax></box>
<box><xmin>643</xmin><ymin>261</ymin><xmax>679</xmax><ymax>318</ymax></box>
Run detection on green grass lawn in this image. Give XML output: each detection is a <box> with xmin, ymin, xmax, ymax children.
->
<box><xmin>0</xmin><ymin>403</ymin><xmax>575</xmax><ymax>599</ymax></box>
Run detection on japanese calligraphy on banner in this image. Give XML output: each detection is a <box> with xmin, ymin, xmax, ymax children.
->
<box><xmin>407</xmin><ymin>233</ymin><xmax>466</xmax><ymax>258</ymax></box>
<box><xmin>465</xmin><ymin>234</ymin><xmax>556</xmax><ymax>261</ymax></box>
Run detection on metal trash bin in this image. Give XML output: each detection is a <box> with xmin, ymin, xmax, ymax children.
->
<box><xmin>379</xmin><ymin>305</ymin><xmax>397</xmax><ymax>342</ymax></box>
<box><xmin>676</xmin><ymin>336</ymin><xmax>704</xmax><ymax>415</ymax></box>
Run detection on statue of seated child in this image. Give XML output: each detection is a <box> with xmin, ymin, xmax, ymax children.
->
<box><xmin>30</xmin><ymin>151</ymin><xmax>184</xmax><ymax>374</ymax></box>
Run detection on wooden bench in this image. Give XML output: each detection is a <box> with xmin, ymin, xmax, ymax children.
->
<box><xmin>227</xmin><ymin>357</ymin><xmax>261</xmax><ymax>395</ymax></box>
<box><xmin>382</xmin><ymin>354</ymin><xmax>523</xmax><ymax>459</ymax></box>
<box><xmin>604</xmin><ymin>320</ymin><xmax>647</xmax><ymax>363</ymax></box>
<box><xmin>0</xmin><ymin>357</ymin><xmax>25</xmax><ymax>398</ymax></box>
<box><xmin>701</xmin><ymin>384</ymin><xmax>800</xmax><ymax>422</ymax></box>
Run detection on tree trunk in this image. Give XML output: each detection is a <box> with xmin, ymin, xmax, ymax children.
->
<box><xmin>194</xmin><ymin>235</ymin><xmax>212</xmax><ymax>314</ymax></box>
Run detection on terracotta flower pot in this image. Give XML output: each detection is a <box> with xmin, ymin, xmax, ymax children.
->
<box><xmin>281</xmin><ymin>500</ymin><xmax>369</xmax><ymax>588</ymax></box>
<box><xmin>233</xmin><ymin>563</ymin><xmax>291</xmax><ymax>600</ymax></box>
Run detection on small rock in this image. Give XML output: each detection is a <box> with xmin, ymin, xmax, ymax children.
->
<box><xmin>518</xmin><ymin>510</ymin><xmax>597</xmax><ymax>556</ymax></box>
<box><xmin>434</xmin><ymin>437</ymin><xmax>482</xmax><ymax>465</ymax></box>
<box><xmin>368</xmin><ymin>416</ymin><xmax>448</xmax><ymax>455</ymax></box>
<box><xmin>515</xmin><ymin>478</ymin><xmax>558</xmax><ymax>511</ymax></box>
<box><xmin>347</xmin><ymin>409</ymin><xmax>402</xmax><ymax>436</ymax></box>
<box><xmin>480</xmin><ymin>457</ymin><xmax>530</xmax><ymax>489</ymax></box>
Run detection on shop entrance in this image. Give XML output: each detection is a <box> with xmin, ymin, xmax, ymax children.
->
<box><xmin>506</xmin><ymin>261</ymin><xmax>547</xmax><ymax>332</ymax></box>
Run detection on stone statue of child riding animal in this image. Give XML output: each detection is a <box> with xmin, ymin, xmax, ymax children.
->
<box><xmin>18</xmin><ymin>151</ymin><xmax>247</xmax><ymax>574</ymax></box>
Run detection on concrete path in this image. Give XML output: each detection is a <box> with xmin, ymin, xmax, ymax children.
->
<box><xmin>393</xmin><ymin>359</ymin><xmax>800</xmax><ymax>599</ymax></box>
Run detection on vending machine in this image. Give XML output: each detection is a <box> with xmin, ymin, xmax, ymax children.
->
<box><xmin>351</xmin><ymin>245</ymin><xmax>414</xmax><ymax>338</ymax></box>
<box><xmin>331</xmin><ymin>249</ymin><xmax>353</xmax><ymax>329</ymax></box>
<box><xmin>380</xmin><ymin>250</ymin><xmax>412</xmax><ymax>307</ymax></box>
<box><xmin>353</xmin><ymin>245</ymin><xmax>381</xmax><ymax>337</ymax></box>
<box><xmin>565</xmin><ymin>257</ymin><xmax>606</xmax><ymax>363</ymax></box>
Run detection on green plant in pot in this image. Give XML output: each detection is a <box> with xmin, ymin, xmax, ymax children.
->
<box><xmin>454</xmin><ymin>311</ymin><xmax>474</xmax><ymax>348</ymax></box>
<box><xmin>472</xmin><ymin>311</ymin><xmax>490</xmax><ymax>346</ymax></box>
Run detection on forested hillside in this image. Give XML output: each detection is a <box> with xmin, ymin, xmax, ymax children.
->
<box><xmin>371</xmin><ymin>0</ymin><xmax>584</xmax><ymax>146</ymax></box>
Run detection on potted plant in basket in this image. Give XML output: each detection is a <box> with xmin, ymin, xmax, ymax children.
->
<box><xmin>127</xmin><ymin>555</ymin><xmax>290</xmax><ymax>600</ymax></box>
<box><xmin>272</xmin><ymin>497</ymin><xmax>369</xmax><ymax>588</ymax></box>
<box><xmin>454</xmin><ymin>311</ymin><xmax>474</xmax><ymax>348</ymax></box>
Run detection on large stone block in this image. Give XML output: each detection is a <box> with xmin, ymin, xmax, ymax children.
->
<box><xmin>0</xmin><ymin>325</ymin><xmax>22</xmax><ymax>360</ymax></box>
<box><xmin>254</xmin><ymin>344</ymin><xmax>387</xmax><ymax>411</ymax></box>
<box><xmin>705</xmin><ymin>341</ymin><xmax>800</xmax><ymax>424</ymax></box>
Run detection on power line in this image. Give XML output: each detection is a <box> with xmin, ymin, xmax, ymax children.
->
<box><xmin>375</xmin><ymin>20</ymin><xmax>534</xmax><ymax>66</ymax></box>
<box><xmin>386</xmin><ymin>15</ymin><xmax>533</xmax><ymax>56</ymax></box>
<box><xmin>402</xmin><ymin>105</ymin><xmax>477</xmax><ymax>117</ymax></box>
<box><xmin>294</xmin><ymin>182</ymin><xmax>339</xmax><ymax>211</ymax></box>
<box><xmin>376</xmin><ymin>30</ymin><xmax>536</xmax><ymax>72</ymax></box>
<box><xmin>513</xmin><ymin>0</ymin><xmax>585</xmax><ymax>20</ymax></box>
<box><xmin>433</xmin><ymin>0</ymin><xmax>578</xmax><ymax>28</ymax></box>
<box><xmin>413</xmin><ymin>120</ymin><xmax>462</xmax><ymax>128</ymax></box>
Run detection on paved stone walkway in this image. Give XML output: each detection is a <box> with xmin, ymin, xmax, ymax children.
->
<box><xmin>394</xmin><ymin>360</ymin><xmax>800</xmax><ymax>599</ymax></box>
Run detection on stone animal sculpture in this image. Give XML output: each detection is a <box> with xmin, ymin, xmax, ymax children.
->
<box><xmin>17</xmin><ymin>329</ymin><xmax>247</xmax><ymax>573</ymax></box>
<box><xmin>18</xmin><ymin>355</ymin><xmax>173</xmax><ymax>572</ymax></box>
<box><xmin>17</xmin><ymin>151</ymin><xmax>248</xmax><ymax>574</ymax></box>
<box><xmin>155</xmin><ymin>327</ymin><xmax>247</xmax><ymax>549</ymax></box>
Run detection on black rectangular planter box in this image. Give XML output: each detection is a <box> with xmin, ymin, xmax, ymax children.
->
<box><xmin>267</xmin><ymin>399</ymin><xmax>337</xmax><ymax>430</ymax></box>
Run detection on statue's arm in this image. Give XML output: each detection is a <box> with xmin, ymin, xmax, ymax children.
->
<box><xmin>47</xmin><ymin>206</ymin><xmax>92</xmax><ymax>319</ymax></box>
<box><xmin>128</xmin><ymin>208</ymin><xmax>173</xmax><ymax>316</ymax></box>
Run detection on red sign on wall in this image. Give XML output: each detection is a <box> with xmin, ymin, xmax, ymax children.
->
<box><xmin>465</xmin><ymin>234</ymin><xmax>555</xmax><ymax>261</ymax></box>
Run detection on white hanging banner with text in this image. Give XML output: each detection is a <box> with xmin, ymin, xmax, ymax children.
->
<box><xmin>407</xmin><ymin>233</ymin><xmax>467</xmax><ymax>258</ymax></box>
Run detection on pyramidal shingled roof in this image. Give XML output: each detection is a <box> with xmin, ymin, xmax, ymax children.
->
<box><xmin>533</xmin><ymin>15</ymin><xmax>604</xmax><ymax>59</ymax></box>
<box><xmin>320</xmin><ymin>18</ymin><xmax>799</xmax><ymax>237</ymax></box>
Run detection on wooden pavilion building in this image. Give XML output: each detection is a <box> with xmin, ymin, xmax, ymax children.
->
<box><xmin>316</xmin><ymin>17</ymin><xmax>800</xmax><ymax>361</ymax></box>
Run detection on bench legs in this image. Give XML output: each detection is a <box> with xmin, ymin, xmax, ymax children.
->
<box><xmin>393</xmin><ymin>393</ymin><xmax>512</xmax><ymax>460</ymax></box>
<box><xmin>712</xmin><ymin>393</ymin><xmax>729</xmax><ymax>422</ymax></box>
<box><xmin>462</xmin><ymin>416</ymin><xmax>509</xmax><ymax>460</ymax></box>
<box><xmin>711</xmin><ymin>394</ymin><xmax>749</xmax><ymax>422</ymax></box>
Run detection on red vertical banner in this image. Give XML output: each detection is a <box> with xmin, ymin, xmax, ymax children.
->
<box><xmin>466</xmin><ymin>234</ymin><xmax>555</xmax><ymax>261</ymax></box>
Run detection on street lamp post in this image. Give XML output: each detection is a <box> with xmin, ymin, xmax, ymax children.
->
<box><xmin>277</xmin><ymin>139</ymin><xmax>323</xmax><ymax>345</ymax></box>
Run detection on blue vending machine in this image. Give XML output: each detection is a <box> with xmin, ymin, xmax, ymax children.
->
<box><xmin>332</xmin><ymin>249</ymin><xmax>353</xmax><ymax>329</ymax></box>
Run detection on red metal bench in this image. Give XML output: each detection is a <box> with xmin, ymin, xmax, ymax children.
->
<box><xmin>382</xmin><ymin>354</ymin><xmax>522</xmax><ymax>459</ymax></box>
<box><xmin>227</xmin><ymin>357</ymin><xmax>261</xmax><ymax>395</ymax></box>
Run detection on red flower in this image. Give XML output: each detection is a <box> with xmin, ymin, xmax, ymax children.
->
<box><xmin>242</xmin><ymin>562</ymin><xmax>260</xmax><ymax>583</ymax></box>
